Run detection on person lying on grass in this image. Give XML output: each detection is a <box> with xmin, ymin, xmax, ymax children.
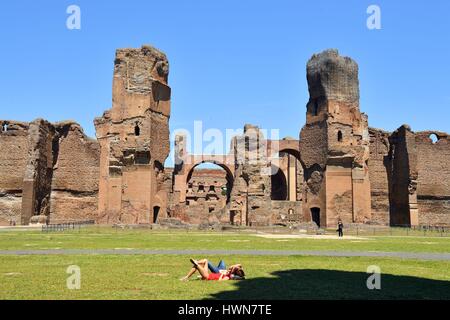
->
<box><xmin>180</xmin><ymin>258</ymin><xmax>245</xmax><ymax>281</ymax></box>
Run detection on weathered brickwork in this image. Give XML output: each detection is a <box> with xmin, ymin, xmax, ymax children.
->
<box><xmin>368</xmin><ymin>128</ymin><xmax>391</xmax><ymax>225</ymax></box>
<box><xmin>415</xmin><ymin>131</ymin><xmax>450</xmax><ymax>225</ymax></box>
<box><xmin>50</xmin><ymin>122</ymin><xmax>100</xmax><ymax>222</ymax></box>
<box><xmin>178</xmin><ymin>169</ymin><xmax>229</xmax><ymax>225</ymax></box>
<box><xmin>387</xmin><ymin>125</ymin><xmax>419</xmax><ymax>226</ymax></box>
<box><xmin>1</xmin><ymin>45</ymin><xmax>449</xmax><ymax>227</ymax></box>
<box><xmin>94</xmin><ymin>45</ymin><xmax>171</xmax><ymax>225</ymax></box>
<box><xmin>0</xmin><ymin>120</ymin><xmax>99</xmax><ymax>225</ymax></box>
<box><xmin>0</xmin><ymin>121</ymin><xmax>29</xmax><ymax>225</ymax></box>
<box><xmin>299</xmin><ymin>49</ymin><xmax>371</xmax><ymax>228</ymax></box>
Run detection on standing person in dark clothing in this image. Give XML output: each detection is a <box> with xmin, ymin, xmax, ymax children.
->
<box><xmin>337</xmin><ymin>219</ymin><xmax>344</xmax><ymax>237</ymax></box>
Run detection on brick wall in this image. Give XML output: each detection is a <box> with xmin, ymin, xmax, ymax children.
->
<box><xmin>416</xmin><ymin>131</ymin><xmax>450</xmax><ymax>225</ymax></box>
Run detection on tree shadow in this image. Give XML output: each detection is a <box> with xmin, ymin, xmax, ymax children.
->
<box><xmin>209</xmin><ymin>269</ymin><xmax>450</xmax><ymax>300</ymax></box>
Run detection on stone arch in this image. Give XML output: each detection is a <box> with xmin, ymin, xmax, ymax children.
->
<box><xmin>429</xmin><ymin>133</ymin><xmax>439</xmax><ymax>144</ymax></box>
<box><xmin>271</xmin><ymin>164</ymin><xmax>287</xmax><ymax>200</ymax></box>
<box><xmin>278</xmin><ymin>148</ymin><xmax>301</xmax><ymax>162</ymax></box>
<box><xmin>271</xmin><ymin>145</ymin><xmax>305</xmax><ymax>202</ymax></box>
<box><xmin>270</xmin><ymin>139</ymin><xmax>306</xmax><ymax>170</ymax></box>
<box><xmin>186</xmin><ymin>160</ymin><xmax>234</xmax><ymax>203</ymax></box>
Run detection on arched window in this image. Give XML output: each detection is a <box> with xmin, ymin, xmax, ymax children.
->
<box><xmin>209</xmin><ymin>185</ymin><xmax>215</xmax><ymax>192</ymax></box>
<box><xmin>198</xmin><ymin>185</ymin><xmax>205</xmax><ymax>193</ymax></box>
<box><xmin>429</xmin><ymin>133</ymin><xmax>439</xmax><ymax>144</ymax></box>
<box><xmin>134</xmin><ymin>124</ymin><xmax>140</xmax><ymax>136</ymax></box>
<box><xmin>338</xmin><ymin>131</ymin><xmax>343</xmax><ymax>142</ymax></box>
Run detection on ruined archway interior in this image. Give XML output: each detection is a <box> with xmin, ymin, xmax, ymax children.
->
<box><xmin>271</xmin><ymin>150</ymin><xmax>303</xmax><ymax>202</ymax></box>
<box><xmin>185</xmin><ymin>162</ymin><xmax>233</xmax><ymax>215</ymax></box>
<box><xmin>271</xmin><ymin>165</ymin><xmax>287</xmax><ymax>201</ymax></box>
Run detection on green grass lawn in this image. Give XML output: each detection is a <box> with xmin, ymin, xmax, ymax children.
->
<box><xmin>1</xmin><ymin>254</ymin><xmax>449</xmax><ymax>300</ymax></box>
<box><xmin>1</xmin><ymin>227</ymin><xmax>449</xmax><ymax>300</ymax></box>
<box><xmin>0</xmin><ymin>227</ymin><xmax>449</xmax><ymax>253</ymax></box>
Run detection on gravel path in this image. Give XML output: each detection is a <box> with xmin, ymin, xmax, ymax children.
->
<box><xmin>0</xmin><ymin>249</ymin><xmax>449</xmax><ymax>261</ymax></box>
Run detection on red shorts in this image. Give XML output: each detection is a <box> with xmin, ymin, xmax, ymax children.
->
<box><xmin>207</xmin><ymin>273</ymin><xmax>221</xmax><ymax>281</ymax></box>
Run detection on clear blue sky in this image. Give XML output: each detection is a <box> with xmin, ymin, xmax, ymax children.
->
<box><xmin>1</xmin><ymin>0</ymin><xmax>449</xmax><ymax>166</ymax></box>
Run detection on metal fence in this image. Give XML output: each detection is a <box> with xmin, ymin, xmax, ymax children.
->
<box><xmin>212</xmin><ymin>224</ymin><xmax>450</xmax><ymax>237</ymax></box>
<box><xmin>42</xmin><ymin>220</ymin><xmax>95</xmax><ymax>233</ymax></box>
<box><xmin>329</xmin><ymin>224</ymin><xmax>450</xmax><ymax>237</ymax></box>
<box><xmin>37</xmin><ymin>221</ymin><xmax>450</xmax><ymax>237</ymax></box>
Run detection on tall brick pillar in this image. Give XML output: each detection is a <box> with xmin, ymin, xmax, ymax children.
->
<box><xmin>21</xmin><ymin>119</ymin><xmax>55</xmax><ymax>225</ymax></box>
<box><xmin>95</xmin><ymin>45</ymin><xmax>171</xmax><ymax>224</ymax></box>
<box><xmin>388</xmin><ymin>125</ymin><xmax>419</xmax><ymax>227</ymax></box>
<box><xmin>299</xmin><ymin>49</ymin><xmax>371</xmax><ymax>228</ymax></box>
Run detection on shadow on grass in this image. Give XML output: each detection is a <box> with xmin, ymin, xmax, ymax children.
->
<box><xmin>209</xmin><ymin>269</ymin><xmax>450</xmax><ymax>300</ymax></box>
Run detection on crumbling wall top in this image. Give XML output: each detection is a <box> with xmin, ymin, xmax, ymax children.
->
<box><xmin>0</xmin><ymin>120</ymin><xmax>29</xmax><ymax>132</ymax></box>
<box><xmin>307</xmin><ymin>49</ymin><xmax>359</xmax><ymax>102</ymax></box>
<box><xmin>114</xmin><ymin>45</ymin><xmax>169</xmax><ymax>89</ymax></box>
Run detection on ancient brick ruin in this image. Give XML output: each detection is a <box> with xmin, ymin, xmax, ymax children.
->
<box><xmin>0</xmin><ymin>120</ymin><xmax>99</xmax><ymax>225</ymax></box>
<box><xmin>94</xmin><ymin>45</ymin><xmax>171</xmax><ymax>225</ymax></box>
<box><xmin>1</xmin><ymin>46</ymin><xmax>449</xmax><ymax>227</ymax></box>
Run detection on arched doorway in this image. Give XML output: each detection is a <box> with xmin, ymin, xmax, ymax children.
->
<box><xmin>271</xmin><ymin>165</ymin><xmax>287</xmax><ymax>200</ymax></box>
<box><xmin>311</xmin><ymin>207</ymin><xmax>321</xmax><ymax>227</ymax></box>
<box><xmin>153</xmin><ymin>206</ymin><xmax>160</xmax><ymax>224</ymax></box>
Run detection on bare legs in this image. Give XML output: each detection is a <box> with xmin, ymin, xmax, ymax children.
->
<box><xmin>195</xmin><ymin>259</ymin><xmax>210</xmax><ymax>279</ymax></box>
<box><xmin>180</xmin><ymin>267</ymin><xmax>198</xmax><ymax>281</ymax></box>
<box><xmin>180</xmin><ymin>259</ymin><xmax>210</xmax><ymax>281</ymax></box>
